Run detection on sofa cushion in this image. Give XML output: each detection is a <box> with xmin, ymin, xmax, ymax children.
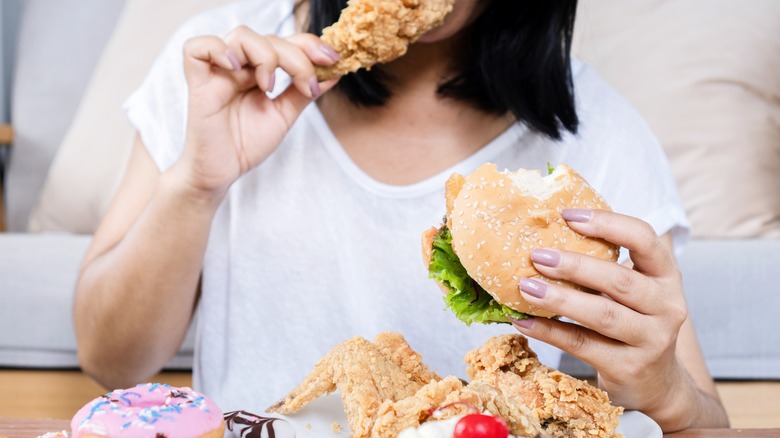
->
<box><xmin>27</xmin><ymin>0</ymin><xmax>237</xmax><ymax>233</ymax></box>
<box><xmin>572</xmin><ymin>0</ymin><xmax>780</xmax><ymax>238</ymax></box>
<box><xmin>680</xmin><ymin>239</ymin><xmax>780</xmax><ymax>379</ymax></box>
<box><xmin>0</xmin><ymin>233</ymin><xmax>195</xmax><ymax>369</ymax></box>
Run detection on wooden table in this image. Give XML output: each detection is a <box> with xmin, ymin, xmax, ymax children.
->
<box><xmin>0</xmin><ymin>418</ymin><xmax>777</xmax><ymax>438</ymax></box>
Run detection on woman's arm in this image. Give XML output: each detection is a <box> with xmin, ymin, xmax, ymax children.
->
<box><xmin>510</xmin><ymin>209</ymin><xmax>729</xmax><ymax>431</ymax></box>
<box><xmin>74</xmin><ymin>28</ymin><xmax>339</xmax><ymax>389</ymax></box>
<box><xmin>667</xmin><ymin>315</ymin><xmax>729</xmax><ymax>429</ymax></box>
<box><xmin>75</xmin><ymin>137</ymin><xmax>220</xmax><ymax>389</ymax></box>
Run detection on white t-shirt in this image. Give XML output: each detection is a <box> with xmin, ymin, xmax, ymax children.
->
<box><xmin>124</xmin><ymin>0</ymin><xmax>690</xmax><ymax>413</ymax></box>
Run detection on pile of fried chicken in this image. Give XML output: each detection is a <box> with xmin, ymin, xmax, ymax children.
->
<box><xmin>268</xmin><ymin>332</ymin><xmax>623</xmax><ymax>438</ymax></box>
<box><xmin>315</xmin><ymin>0</ymin><xmax>455</xmax><ymax>80</ymax></box>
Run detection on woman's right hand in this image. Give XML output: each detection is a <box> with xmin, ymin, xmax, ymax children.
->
<box><xmin>177</xmin><ymin>26</ymin><xmax>340</xmax><ymax>197</ymax></box>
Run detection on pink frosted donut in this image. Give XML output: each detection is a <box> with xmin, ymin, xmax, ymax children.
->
<box><xmin>71</xmin><ymin>383</ymin><xmax>224</xmax><ymax>438</ymax></box>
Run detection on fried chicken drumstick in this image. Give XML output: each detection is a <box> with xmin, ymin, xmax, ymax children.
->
<box><xmin>315</xmin><ymin>0</ymin><xmax>455</xmax><ymax>81</ymax></box>
<box><xmin>465</xmin><ymin>334</ymin><xmax>623</xmax><ymax>438</ymax></box>
<box><xmin>269</xmin><ymin>332</ymin><xmax>623</xmax><ymax>438</ymax></box>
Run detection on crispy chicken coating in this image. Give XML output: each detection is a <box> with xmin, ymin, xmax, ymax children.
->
<box><xmin>316</xmin><ymin>0</ymin><xmax>455</xmax><ymax>81</ymax></box>
<box><xmin>465</xmin><ymin>334</ymin><xmax>624</xmax><ymax>438</ymax></box>
<box><xmin>371</xmin><ymin>376</ymin><xmax>481</xmax><ymax>438</ymax></box>
<box><xmin>267</xmin><ymin>332</ymin><xmax>439</xmax><ymax>437</ymax></box>
<box><xmin>269</xmin><ymin>332</ymin><xmax>623</xmax><ymax>438</ymax></box>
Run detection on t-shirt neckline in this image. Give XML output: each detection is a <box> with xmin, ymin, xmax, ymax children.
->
<box><xmin>303</xmin><ymin>104</ymin><xmax>526</xmax><ymax>198</ymax></box>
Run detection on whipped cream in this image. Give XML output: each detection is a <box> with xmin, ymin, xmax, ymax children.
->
<box><xmin>397</xmin><ymin>416</ymin><xmax>463</xmax><ymax>438</ymax></box>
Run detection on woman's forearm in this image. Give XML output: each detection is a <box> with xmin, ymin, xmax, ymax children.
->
<box><xmin>74</xmin><ymin>164</ymin><xmax>224</xmax><ymax>388</ymax></box>
<box><xmin>643</xmin><ymin>362</ymin><xmax>730</xmax><ymax>432</ymax></box>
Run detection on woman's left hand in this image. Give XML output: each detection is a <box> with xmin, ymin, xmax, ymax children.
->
<box><xmin>510</xmin><ymin>208</ymin><xmax>694</xmax><ymax>429</ymax></box>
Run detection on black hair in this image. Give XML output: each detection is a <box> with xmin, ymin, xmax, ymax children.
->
<box><xmin>306</xmin><ymin>0</ymin><xmax>579</xmax><ymax>140</ymax></box>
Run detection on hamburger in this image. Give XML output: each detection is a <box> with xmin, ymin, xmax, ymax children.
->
<box><xmin>422</xmin><ymin>163</ymin><xmax>619</xmax><ymax>325</ymax></box>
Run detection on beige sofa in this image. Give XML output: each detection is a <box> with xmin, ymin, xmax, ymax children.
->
<box><xmin>1</xmin><ymin>0</ymin><xmax>778</xmax><ymax>378</ymax></box>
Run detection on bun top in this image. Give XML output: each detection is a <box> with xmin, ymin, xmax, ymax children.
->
<box><xmin>448</xmin><ymin>163</ymin><xmax>619</xmax><ymax>317</ymax></box>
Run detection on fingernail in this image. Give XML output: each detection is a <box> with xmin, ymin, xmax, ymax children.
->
<box><xmin>508</xmin><ymin>316</ymin><xmax>535</xmax><ymax>330</ymax></box>
<box><xmin>226</xmin><ymin>49</ymin><xmax>242</xmax><ymax>71</ymax></box>
<box><xmin>267</xmin><ymin>71</ymin><xmax>276</xmax><ymax>93</ymax></box>
<box><xmin>562</xmin><ymin>208</ymin><xmax>593</xmax><ymax>223</ymax></box>
<box><xmin>520</xmin><ymin>278</ymin><xmax>547</xmax><ymax>299</ymax></box>
<box><xmin>531</xmin><ymin>249</ymin><xmax>560</xmax><ymax>268</ymax></box>
<box><xmin>319</xmin><ymin>44</ymin><xmax>340</xmax><ymax>63</ymax></box>
<box><xmin>309</xmin><ymin>76</ymin><xmax>321</xmax><ymax>98</ymax></box>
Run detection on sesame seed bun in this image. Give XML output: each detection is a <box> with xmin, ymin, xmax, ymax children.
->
<box><xmin>429</xmin><ymin>163</ymin><xmax>619</xmax><ymax>318</ymax></box>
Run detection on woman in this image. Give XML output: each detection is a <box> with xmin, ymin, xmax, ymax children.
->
<box><xmin>74</xmin><ymin>0</ymin><xmax>728</xmax><ymax>431</ymax></box>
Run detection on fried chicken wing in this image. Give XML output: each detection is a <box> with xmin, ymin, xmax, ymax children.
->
<box><xmin>465</xmin><ymin>334</ymin><xmax>623</xmax><ymax>438</ymax></box>
<box><xmin>267</xmin><ymin>332</ymin><xmax>439</xmax><ymax>437</ymax></box>
<box><xmin>316</xmin><ymin>0</ymin><xmax>455</xmax><ymax>81</ymax></box>
<box><xmin>269</xmin><ymin>332</ymin><xmax>622</xmax><ymax>438</ymax></box>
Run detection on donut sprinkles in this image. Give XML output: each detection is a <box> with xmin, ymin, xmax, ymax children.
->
<box><xmin>71</xmin><ymin>383</ymin><xmax>224</xmax><ymax>437</ymax></box>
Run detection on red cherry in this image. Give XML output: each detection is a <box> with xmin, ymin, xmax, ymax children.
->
<box><xmin>453</xmin><ymin>413</ymin><xmax>509</xmax><ymax>438</ymax></box>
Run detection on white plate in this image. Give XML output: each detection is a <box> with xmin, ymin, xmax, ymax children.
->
<box><xmin>224</xmin><ymin>392</ymin><xmax>662</xmax><ymax>437</ymax></box>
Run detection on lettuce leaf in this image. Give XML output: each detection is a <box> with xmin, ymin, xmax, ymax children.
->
<box><xmin>428</xmin><ymin>227</ymin><xmax>529</xmax><ymax>326</ymax></box>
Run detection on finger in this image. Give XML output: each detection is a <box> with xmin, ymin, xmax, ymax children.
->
<box><xmin>264</xmin><ymin>35</ymin><xmax>325</xmax><ymax>98</ymax></box>
<box><xmin>509</xmin><ymin>315</ymin><xmax>623</xmax><ymax>370</ymax></box>
<box><xmin>224</xmin><ymin>26</ymin><xmax>278</xmax><ymax>92</ymax></box>
<box><xmin>286</xmin><ymin>33</ymin><xmax>341</xmax><ymax>67</ymax></box>
<box><xmin>561</xmin><ymin>209</ymin><xmax>675</xmax><ymax>277</ymax></box>
<box><xmin>272</xmin><ymin>77</ymin><xmax>340</xmax><ymax>125</ymax></box>
<box><xmin>518</xmin><ymin>278</ymin><xmax>646</xmax><ymax>345</ymax></box>
<box><xmin>529</xmin><ymin>249</ymin><xmax>661</xmax><ymax>314</ymax></box>
<box><xmin>182</xmin><ymin>36</ymin><xmax>240</xmax><ymax>88</ymax></box>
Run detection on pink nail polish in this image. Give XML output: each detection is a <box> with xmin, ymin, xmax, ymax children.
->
<box><xmin>562</xmin><ymin>208</ymin><xmax>593</xmax><ymax>223</ymax></box>
<box><xmin>319</xmin><ymin>44</ymin><xmax>340</xmax><ymax>63</ymax></box>
<box><xmin>508</xmin><ymin>316</ymin><xmax>535</xmax><ymax>330</ymax></box>
<box><xmin>309</xmin><ymin>76</ymin><xmax>321</xmax><ymax>99</ymax></box>
<box><xmin>267</xmin><ymin>71</ymin><xmax>276</xmax><ymax>93</ymax></box>
<box><xmin>531</xmin><ymin>249</ymin><xmax>560</xmax><ymax>268</ymax></box>
<box><xmin>226</xmin><ymin>50</ymin><xmax>242</xmax><ymax>71</ymax></box>
<box><xmin>520</xmin><ymin>278</ymin><xmax>547</xmax><ymax>298</ymax></box>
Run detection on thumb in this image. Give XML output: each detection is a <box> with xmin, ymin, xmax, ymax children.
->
<box><xmin>273</xmin><ymin>77</ymin><xmax>340</xmax><ymax>124</ymax></box>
